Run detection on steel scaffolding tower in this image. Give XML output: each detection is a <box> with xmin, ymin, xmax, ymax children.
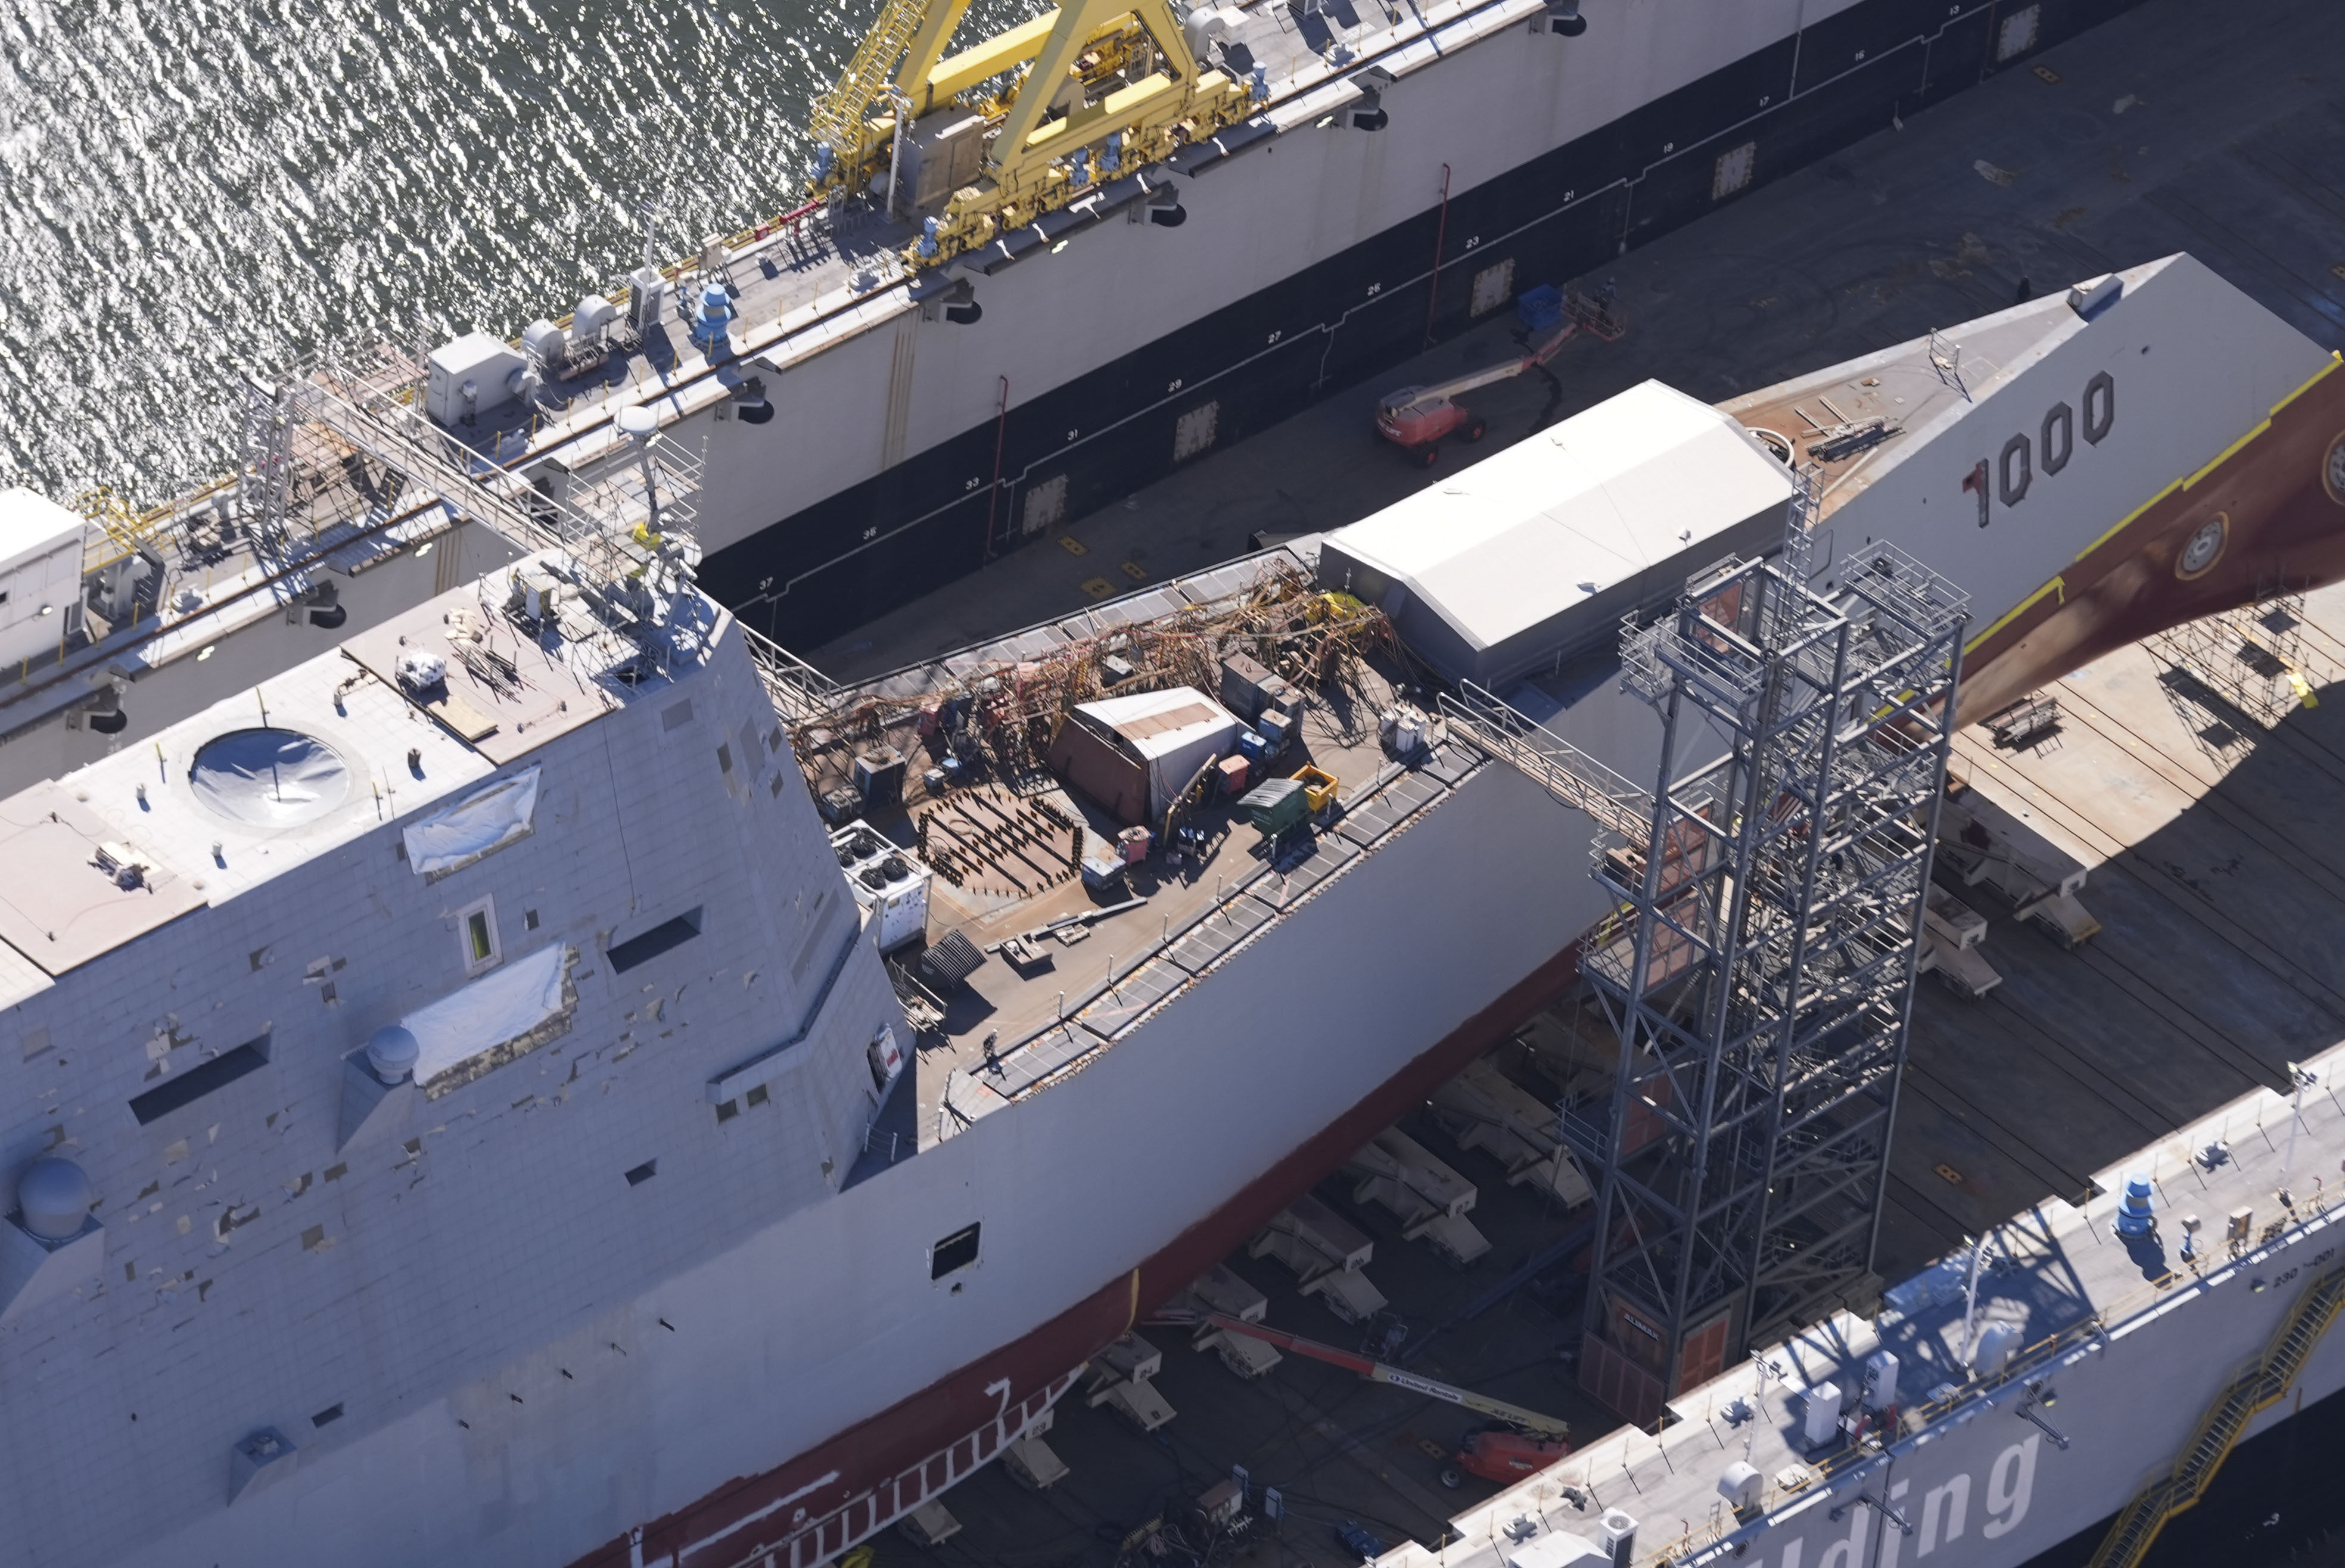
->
<box><xmin>2148</xmin><ymin>575</ymin><xmax>2317</xmax><ymax>750</ymax></box>
<box><xmin>1566</xmin><ymin>531</ymin><xmax>1967</xmax><ymax>1427</ymax></box>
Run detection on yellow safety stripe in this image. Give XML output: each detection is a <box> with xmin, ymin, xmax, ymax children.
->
<box><xmin>1965</xmin><ymin>575</ymin><xmax>2064</xmax><ymax>655</ymax></box>
<box><xmin>2182</xmin><ymin>418</ymin><xmax>2272</xmax><ymax>493</ymax></box>
<box><xmin>2073</xmin><ymin>480</ymin><xmax>2180</xmax><ymax>565</ymax></box>
<box><xmin>2266</xmin><ymin>349</ymin><xmax>2344</xmax><ymax>417</ymax></box>
<box><xmin>2070</xmin><ymin>350</ymin><xmax>2340</xmax><ymax>564</ymax></box>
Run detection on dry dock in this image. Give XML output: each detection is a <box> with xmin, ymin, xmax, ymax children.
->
<box><xmin>832</xmin><ymin>0</ymin><xmax>2345</xmax><ymax>1561</ymax></box>
<box><xmin>1890</xmin><ymin>594</ymin><xmax>2345</xmax><ymax>1264</ymax></box>
<box><xmin>811</xmin><ymin>0</ymin><xmax>2345</xmax><ymax>683</ymax></box>
<box><xmin>853</xmin><ymin>574</ymin><xmax>2345</xmax><ymax>1568</ymax></box>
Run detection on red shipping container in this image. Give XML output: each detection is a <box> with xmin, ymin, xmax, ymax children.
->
<box><xmin>1215</xmin><ymin>754</ymin><xmax>1250</xmax><ymax>798</ymax></box>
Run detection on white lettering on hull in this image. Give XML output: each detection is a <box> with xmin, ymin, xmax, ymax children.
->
<box><xmin>1751</xmin><ymin>1437</ymin><xmax>2040</xmax><ymax>1568</ymax></box>
<box><xmin>1879</xmin><ymin>1480</ymin><xmax>1911</xmax><ymax>1568</ymax></box>
<box><xmin>1816</xmin><ymin>1500</ymin><xmax>1868</xmax><ymax>1568</ymax></box>
<box><xmin>1920</xmin><ymin>1473</ymin><xmax>1969</xmax><ymax>1556</ymax></box>
<box><xmin>1983</xmin><ymin>1436</ymin><xmax>2041</xmax><ymax>1539</ymax></box>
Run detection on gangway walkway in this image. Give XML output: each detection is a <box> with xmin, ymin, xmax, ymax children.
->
<box><xmin>1437</xmin><ymin>682</ymin><xmax>1652</xmax><ymax>842</ymax></box>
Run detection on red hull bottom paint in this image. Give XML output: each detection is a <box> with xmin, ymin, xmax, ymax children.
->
<box><xmin>583</xmin><ymin>355</ymin><xmax>2345</xmax><ymax>1568</ymax></box>
<box><xmin>579</xmin><ymin>945</ymin><xmax>1585</xmax><ymax>1568</ymax></box>
<box><xmin>1956</xmin><ymin>355</ymin><xmax>2345</xmax><ymax>721</ymax></box>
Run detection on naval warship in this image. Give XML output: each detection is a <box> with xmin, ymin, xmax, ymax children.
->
<box><xmin>0</xmin><ymin>251</ymin><xmax>2338</xmax><ymax>1568</ymax></box>
<box><xmin>387</xmin><ymin>0</ymin><xmax>2160</xmax><ymax>654</ymax></box>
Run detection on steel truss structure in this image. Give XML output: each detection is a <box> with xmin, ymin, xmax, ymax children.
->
<box><xmin>1567</xmin><ymin>527</ymin><xmax>1968</xmax><ymax>1427</ymax></box>
<box><xmin>226</xmin><ymin>349</ymin><xmax>793</xmax><ymax>687</ymax></box>
<box><xmin>2148</xmin><ymin>575</ymin><xmax>2316</xmax><ymax>750</ymax></box>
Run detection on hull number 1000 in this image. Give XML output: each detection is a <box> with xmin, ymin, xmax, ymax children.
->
<box><xmin>1963</xmin><ymin>370</ymin><xmax>2115</xmax><ymax>526</ymax></box>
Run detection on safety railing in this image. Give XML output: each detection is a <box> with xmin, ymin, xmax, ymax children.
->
<box><xmin>1439</xmin><ymin>681</ymin><xmax>1652</xmax><ymax>841</ymax></box>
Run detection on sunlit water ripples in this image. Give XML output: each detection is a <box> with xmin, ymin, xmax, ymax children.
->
<box><xmin>0</xmin><ymin>0</ymin><xmax>1023</xmax><ymax>508</ymax></box>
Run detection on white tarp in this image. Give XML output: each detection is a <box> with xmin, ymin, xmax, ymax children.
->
<box><xmin>405</xmin><ymin>942</ymin><xmax>574</xmax><ymax>1094</ymax></box>
<box><xmin>402</xmin><ymin>766</ymin><xmax>540</xmax><ymax>879</ymax></box>
<box><xmin>189</xmin><ymin>729</ymin><xmax>353</xmax><ymax>829</ymax></box>
<box><xmin>1317</xmin><ymin>382</ymin><xmax>1794</xmax><ymax>685</ymax></box>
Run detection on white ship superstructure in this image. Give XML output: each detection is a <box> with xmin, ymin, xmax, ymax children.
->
<box><xmin>0</xmin><ymin>540</ymin><xmax>913</xmax><ymax>1565</ymax></box>
<box><xmin>0</xmin><ymin>256</ymin><xmax>2339</xmax><ymax>1568</ymax></box>
<box><xmin>0</xmin><ymin>471</ymin><xmax>514</xmax><ymax>795</ymax></box>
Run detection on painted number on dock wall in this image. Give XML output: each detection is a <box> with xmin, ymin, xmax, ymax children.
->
<box><xmin>1965</xmin><ymin>371</ymin><xmax>2114</xmax><ymax>527</ymax></box>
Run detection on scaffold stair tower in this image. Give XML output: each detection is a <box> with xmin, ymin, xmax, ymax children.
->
<box><xmin>1568</xmin><ymin>497</ymin><xmax>1968</xmax><ymax>1427</ymax></box>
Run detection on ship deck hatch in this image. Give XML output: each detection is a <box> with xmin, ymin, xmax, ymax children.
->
<box><xmin>0</xmin><ymin>785</ymin><xmax>207</xmax><ymax>975</ymax></box>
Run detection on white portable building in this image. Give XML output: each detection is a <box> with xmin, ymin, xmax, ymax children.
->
<box><xmin>1317</xmin><ymin>381</ymin><xmax>1796</xmax><ymax>687</ymax></box>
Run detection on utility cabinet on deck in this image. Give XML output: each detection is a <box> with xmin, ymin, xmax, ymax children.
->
<box><xmin>0</xmin><ymin>490</ymin><xmax>85</xmax><ymax>671</ymax></box>
<box><xmin>897</xmin><ymin>110</ymin><xmax>990</xmax><ymax>211</ymax></box>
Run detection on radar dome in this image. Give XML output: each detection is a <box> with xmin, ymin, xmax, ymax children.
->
<box><xmin>365</xmin><ymin>1025</ymin><xmax>421</xmax><ymax>1085</ymax></box>
<box><xmin>17</xmin><ymin>1157</ymin><xmax>92</xmax><ymax>1242</ymax></box>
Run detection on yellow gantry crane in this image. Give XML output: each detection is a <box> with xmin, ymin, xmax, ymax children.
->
<box><xmin>804</xmin><ymin>0</ymin><xmax>1255</xmax><ymax>267</ymax></box>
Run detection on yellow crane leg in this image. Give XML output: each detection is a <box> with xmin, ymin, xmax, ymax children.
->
<box><xmin>910</xmin><ymin>10</ymin><xmax>1058</xmax><ymax>112</ymax></box>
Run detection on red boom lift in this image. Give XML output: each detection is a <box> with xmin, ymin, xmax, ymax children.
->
<box><xmin>1373</xmin><ymin>282</ymin><xmax>1625</xmax><ymax>466</ymax></box>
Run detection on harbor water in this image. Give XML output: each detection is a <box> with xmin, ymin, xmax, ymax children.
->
<box><xmin>0</xmin><ymin>0</ymin><xmax>1024</xmax><ymax>509</ymax></box>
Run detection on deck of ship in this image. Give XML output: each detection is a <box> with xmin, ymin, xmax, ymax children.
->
<box><xmin>820</xmin><ymin>0</ymin><xmax>2345</xmax><ymax>1561</ymax></box>
<box><xmin>847</xmin><ymin>575</ymin><xmax>2345</xmax><ymax>1568</ymax></box>
<box><xmin>799</xmin><ymin>545</ymin><xmax>1494</xmax><ymax>1174</ymax></box>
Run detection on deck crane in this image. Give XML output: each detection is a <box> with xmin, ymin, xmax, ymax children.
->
<box><xmin>1146</xmin><ymin>1308</ymin><xmax>1573</xmax><ymax>1483</ymax></box>
<box><xmin>803</xmin><ymin>0</ymin><xmax>1252</xmax><ymax>269</ymax></box>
